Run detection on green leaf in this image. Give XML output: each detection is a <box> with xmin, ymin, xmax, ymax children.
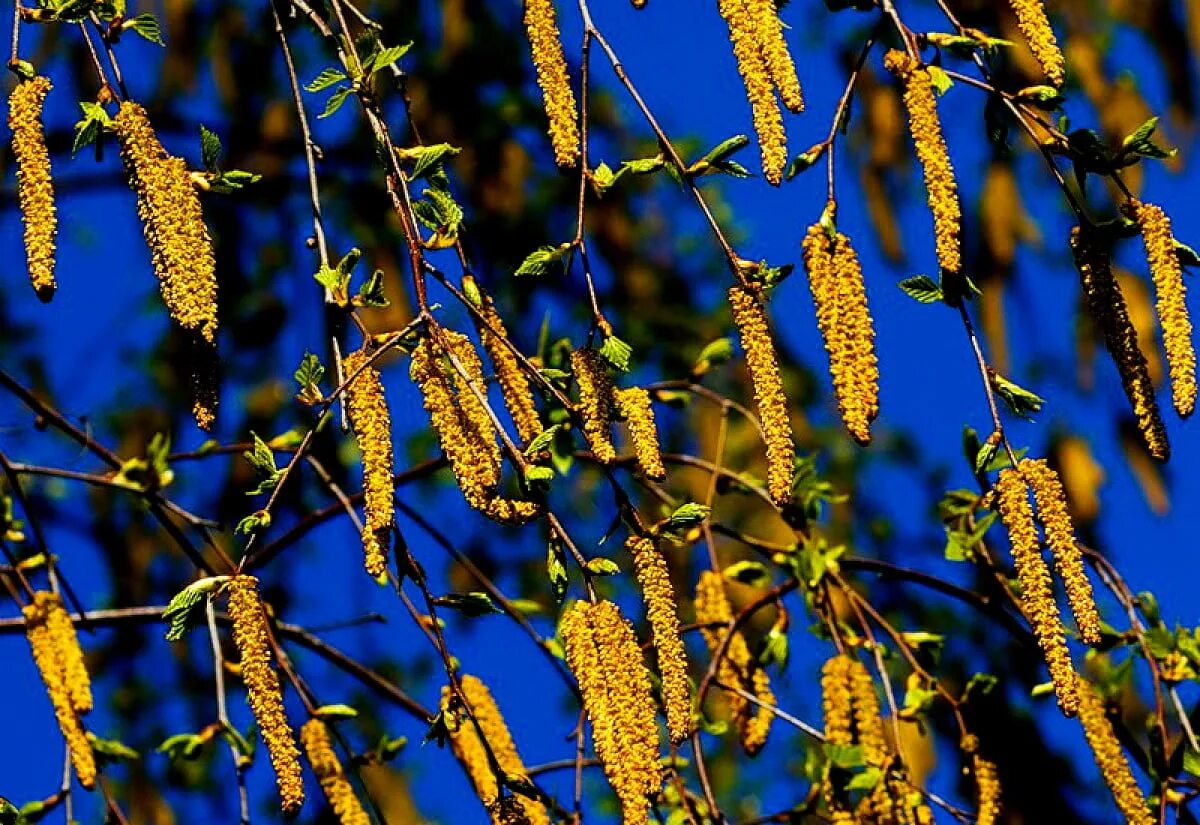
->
<box><xmin>585</xmin><ymin>557</ymin><xmax>621</xmax><ymax>576</ymax></box>
<box><xmin>962</xmin><ymin>672</ymin><xmax>998</xmax><ymax>702</ymax></box>
<box><xmin>376</xmin><ymin>734</ymin><xmax>408</xmax><ymax>762</ymax></box>
<box><xmin>699</xmin><ymin>134</ymin><xmax>750</xmax><ymax>166</ymax></box>
<box><xmin>824</xmin><ymin>743</ymin><xmax>865</xmax><ymax>770</ymax></box>
<box><xmin>162</xmin><ymin>576</ymin><xmax>228</xmax><ymax>642</ymax></box>
<box><xmin>547</xmin><ymin>539</ymin><xmax>569</xmax><ymax>602</ymax></box>
<box><xmin>353</xmin><ymin>269</ymin><xmax>389</xmax><ymax>308</ymax></box>
<box><xmin>398</xmin><ymin>142</ymin><xmax>461</xmax><ymax>179</ymax></box>
<box><xmin>599</xmin><ymin>334</ymin><xmax>633</xmax><ymax>372</ymax></box>
<box><xmin>1184</xmin><ymin>746</ymin><xmax>1200</xmax><ymax>777</ymax></box>
<box><xmin>692</xmin><ymin>337</ymin><xmax>733</xmax><ymax>375</ymax></box>
<box><xmin>122</xmin><ymin>12</ymin><xmax>164</xmax><ymax>45</ymax></box>
<box><xmin>514</xmin><ymin>244</ymin><xmax>570</xmax><ymax>278</ymax></box>
<box><xmin>235</xmin><ymin>510</ymin><xmax>272</xmax><ymax>535</ymax></box>
<box><xmin>524</xmin><ymin>425</ymin><xmax>562</xmax><ymax>457</ymax></box>
<box><xmin>927</xmin><ymin>65</ymin><xmax>953</xmax><ymax>96</ymax></box>
<box><xmin>207</xmin><ymin>169</ymin><xmax>262</xmax><ymax>194</ymax></box>
<box><xmin>1121</xmin><ymin>116</ymin><xmax>1176</xmax><ymax>161</ymax></box>
<box><xmin>294</xmin><ymin>351</ymin><xmax>325</xmax><ymax>405</ymax></box>
<box><xmin>88</xmin><ymin>733</ymin><xmax>140</xmax><ymax>762</ymax></box>
<box><xmin>72</xmin><ymin>101</ymin><xmax>111</xmax><ymax>156</ymax></box>
<box><xmin>898</xmin><ymin>275</ymin><xmax>942</xmax><ymax>304</ymax></box>
<box><xmin>319</xmin><ymin>86</ymin><xmax>353</xmax><ymax>119</ymax></box>
<box><xmin>199</xmin><ymin>125</ymin><xmax>221</xmax><ymax>172</ymax></box>
<box><xmin>785</xmin><ymin>142</ymin><xmax>827</xmax><ymax>180</ymax></box>
<box><xmin>367</xmin><ymin>42</ymin><xmax>412</xmax><ymax>74</ymax></box>
<box><xmin>846</xmin><ymin>765</ymin><xmax>883</xmax><ymax>791</ymax></box>
<box><xmin>305</xmin><ymin>67</ymin><xmax>348</xmax><ymax>93</ymax></box>
<box><xmin>990</xmin><ymin>372</ymin><xmax>1045</xmax><ymax>421</ymax></box>
<box><xmin>433</xmin><ymin>592</ymin><xmax>502</xmax><ymax>617</ymax></box>
<box><xmin>524</xmin><ymin>465</ymin><xmax>554</xmax><ymax>491</ymax></box>
<box><xmin>663</xmin><ymin>502</ymin><xmax>711</xmax><ymax>532</ymax></box>
<box><xmin>974</xmin><ymin>438</ymin><xmax>999</xmax><ymax>474</ymax></box>
<box><xmin>722</xmin><ymin>560</ymin><xmax>771</xmax><ymax>587</ymax></box>
<box><xmin>758</xmin><ymin>627</ymin><xmax>789</xmax><ymax>669</ymax></box>
<box><xmin>621</xmin><ymin>155</ymin><xmax>665</xmax><ymax>175</ymax></box>
<box><xmin>314</xmin><ymin>703</ymin><xmax>359</xmax><ymax>719</ymax></box>
<box><xmin>1177</xmin><ymin>241</ymin><xmax>1200</xmax><ymax>270</ymax></box>
<box><xmin>157</xmin><ymin>732</ymin><xmax>206</xmax><ymax>762</ymax></box>
<box><xmin>8</xmin><ymin>60</ymin><xmax>35</xmax><ymax>82</ymax></box>
<box><xmin>243</xmin><ymin>432</ymin><xmax>283</xmax><ymax>495</ymax></box>
<box><xmin>314</xmin><ymin>264</ymin><xmax>348</xmax><ymax>298</ymax></box>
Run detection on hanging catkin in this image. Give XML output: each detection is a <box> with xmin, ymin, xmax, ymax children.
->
<box><xmin>962</xmin><ymin>735</ymin><xmax>1002</xmax><ymax>825</ymax></box>
<box><xmin>301</xmin><ymin>719</ymin><xmax>370</xmax><ymax>825</ymax></box>
<box><xmin>744</xmin><ymin>0</ymin><xmax>803</xmax><ymax>113</ymax></box>
<box><xmin>227</xmin><ymin>576</ymin><xmax>304</xmax><ymax>814</ymax></box>
<box><xmin>1076</xmin><ymin>676</ymin><xmax>1154</xmax><ymax>825</ymax></box>
<box><xmin>470</xmin><ymin>283</ymin><xmax>543</xmax><ymax>444</ymax></box>
<box><xmin>615</xmin><ymin>387</ymin><xmax>667</xmax><ymax>481</ymax></box>
<box><xmin>8</xmin><ymin>76</ymin><xmax>57</xmax><ymax>302</ymax></box>
<box><xmin>342</xmin><ymin>349</ymin><xmax>395</xmax><ymax>578</ymax></box>
<box><xmin>728</xmin><ymin>285</ymin><xmax>795</xmax><ymax>507</ymax></box>
<box><xmin>571</xmin><ymin>348</ymin><xmax>618</xmax><ymax>464</ymax></box>
<box><xmin>1009</xmin><ymin>0</ymin><xmax>1065</xmax><ymax>87</ymax></box>
<box><xmin>523</xmin><ymin>0</ymin><xmax>579</xmax><ymax>167</ymax></box>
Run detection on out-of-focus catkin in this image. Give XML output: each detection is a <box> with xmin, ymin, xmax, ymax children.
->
<box><xmin>561</xmin><ymin>600</ymin><xmax>662</xmax><ymax>825</ymax></box>
<box><xmin>716</xmin><ymin>0</ymin><xmax>787</xmax><ymax>184</ymax></box>
<box><xmin>523</xmin><ymin>0</ymin><xmax>578</xmax><ymax>167</ymax></box>
<box><xmin>695</xmin><ymin>570</ymin><xmax>774</xmax><ymax>755</ymax></box>
<box><xmin>616</xmin><ymin>387</ymin><xmax>667</xmax><ymax>481</ymax></box>
<box><xmin>1076</xmin><ymin>676</ymin><xmax>1154</xmax><ymax>825</ymax></box>
<box><xmin>227</xmin><ymin>576</ymin><xmax>304</xmax><ymax>814</ymax></box>
<box><xmin>23</xmin><ymin>597</ymin><xmax>96</xmax><ymax>789</ymax></box>
<box><xmin>113</xmin><ymin>101</ymin><xmax>218</xmax><ymax>344</ymax></box>
<box><xmin>1021</xmin><ymin>459</ymin><xmax>1101</xmax><ymax>646</ymax></box>
<box><xmin>1072</xmin><ymin>227</ymin><xmax>1168</xmax><ymax>461</ymax></box>
<box><xmin>995</xmin><ymin>468</ymin><xmax>1078</xmax><ymax>717</ymax></box>
<box><xmin>728</xmin><ymin>285</ymin><xmax>795</xmax><ymax>507</ymax></box>
<box><xmin>966</xmin><ymin>738</ymin><xmax>1002</xmax><ymax>825</ymax></box>
<box><xmin>627</xmin><ymin>536</ymin><xmax>691</xmax><ymax>744</ymax></box>
<box><xmin>744</xmin><ymin>0</ymin><xmax>803</xmax><ymax>113</ymax></box>
<box><xmin>441</xmin><ymin>675</ymin><xmax>549</xmax><ymax>825</ymax></box>
<box><xmin>571</xmin><ymin>348</ymin><xmax>617</xmax><ymax>464</ymax></box>
<box><xmin>884</xmin><ymin>50</ymin><xmax>962</xmax><ymax>275</ymax></box>
<box><xmin>1009</xmin><ymin>0</ymin><xmax>1065</xmax><ymax>86</ymax></box>
<box><xmin>801</xmin><ymin>223</ymin><xmax>880</xmax><ymax>445</ymax></box>
<box><xmin>471</xmin><ymin>288</ymin><xmax>543</xmax><ymax>444</ymax></box>
<box><xmin>36</xmin><ymin>591</ymin><xmax>92</xmax><ymax>714</ymax></box>
<box><xmin>342</xmin><ymin>349</ymin><xmax>394</xmax><ymax>578</ymax></box>
<box><xmin>1124</xmin><ymin>199</ymin><xmax>1196</xmax><ymax>418</ymax></box>
<box><xmin>9</xmin><ymin>76</ymin><xmax>57</xmax><ymax>302</ymax></box>
<box><xmin>301</xmin><ymin>719</ymin><xmax>370</xmax><ymax>825</ymax></box>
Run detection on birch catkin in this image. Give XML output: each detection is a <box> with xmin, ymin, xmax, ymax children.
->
<box><xmin>1076</xmin><ymin>676</ymin><xmax>1154</xmax><ymax>825</ymax></box>
<box><xmin>884</xmin><ymin>50</ymin><xmax>962</xmax><ymax>275</ymax></box>
<box><xmin>471</xmin><ymin>287</ymin><xmax>543</xmax><ymax>444</ymax></box>
<box><xmin>1009</xmin><ymin>0</ymin><xmax>1065</xmax><ymax>87</ymax></box>
<box><xmin>571</xmin><ymin>348</ymin><xmax>617</xmax><ymax>464</ymax></box>
<box><xmin>961</xmin><ymin>734</ymin><xmax>1002</xmax><ymax>825</ymax></box>
<box><xmin>523</xmin><ymin>0</ymin><xmax>579</xmax><ymax>167</ymax></box>
<box><xmin>342</xmin><ymin>349</ymin><xmax>395</xmax><ymax>578</ymax></box>
<box><xmin>1124</xmin><ymin>199</ymin><xmax>1196</xmax><ymax>418</ymax></box>
<box><xmin>36</xmin><ymin>591</ymin><xmax>92</xmax><ymax>714</ymax></box>
<box><xmin>561</xmin><ymin>600</ymin><xmax>662</xmax><ymax>825</ymax></box>
<box><xmin>8</xmin><ymin>76</ymin><xmax>57</xmax><ymax>302</ymax></box>
<box><xmin>301</xmin><ymin>719</ymin><xmax>370</xmax><ymax>825</ymax></box>
<box><xmin>227</xmin><ymin>576</ymin><xmax>304</xmax><ymax>814</ymax></box>
<box><xmin>616</xmin><ymin>387</ymin><xmax>667</xmax><ymax>481</ymax></box>
<box><xmin>627</xmin><ymin>536</ymin><xmax>692</xmax><ymax>744</ymax></box>
<box><xmin>728</xmin><ymin>285</ymin><xmax>795</xmax><ymax>507</ymax></box>
<box><xmin>1071</xmin><ymin>227</ymin><xmax>1168</xmax><ymax>461</ymax></box>
<box><xmin>744</xmin><ymin>0</ymin><xmax>803</xmax><ymax>113</ymax></box>
<box><xmin>716</xmin><ymin>0</ymin><xmax>787</xmax><ymax>184</ymax></box>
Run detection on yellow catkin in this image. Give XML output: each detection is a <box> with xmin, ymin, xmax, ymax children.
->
<box><xmin>820</xmin><ymin>655</ymin><xmax>854</xmax><ymax>746</ymax></box>
<box><xmin>472</xmin><ymin>291</ymin><xmax>543</xmax><ymax>445</ymax></box>
<box><xmin>972</xmin><ymin>752</ymin><xmax>1002</xmax><ymax>825</ymax></box>
<box><xmin>728</xmin><ymin>285</ymin><xmax>795</xmax><ymax>507</ymax></box>
<box><xmin>23</xmin><ymin>600</ymin><xmax>96</xmax><ymax>789</ymax></box>
<box><xmin>301</xmin><ymin>719</ymin><xmax>370</xmax><ymax>825</ymax></box>
<box><xmin>36</xmin><ymin>592</ymin><xmax>92</xmax><ymax>714</ymax></box>
<box><xmin>1009</xmin><ymin>0</ymin><xmax>1065</xmax><ymax>87</ymax></box>
<box><xmin>8</xmin><ymin>76</ymin><xmax>57</xmax><ymax>302</ymax></box>
<box><xmin>113</xmin><ymin>101</ymin><xmax>218</xmax><ymax>344</ymax></box>
<box><xmin>716</xmin><ymin>0</ymin><xmax>787</xmax><ymax>184</ymax></box>
<box><xmin>444</xmin><ymin>330</ymin><xmax>502</xmax><ymax>488</ymax></box>
<box><xmin>846</xmin><ymin>657</ymin><xmax>886</xmax><ymax>766</ymax></box>
<box><xmin>883</xmin><ymin>50</ymin><xmax>962</xmax><ymax>276</ymax></box>
<box><xmin>342</xmin><ymin>349</ymin><xmax>395</xmax><ymax>578</ymax></box>
<box><xmin>571</xmin><ymin>348</ymin><xmax>617</xmax><ymax>464</ymax></box>
<box><xmin>627</xmin><ymin>536</ymin><xmax>692</xmax><ymax>745</ymax></box>
<box><xmin>560</xmin><ymin>600</ymin><xmax>662</xmax><ymax>825</ymax></box>
<box><xmin>1076</xmin><ymin>676</ymin><xmax>1154</xmax><ymax>825</ymax></box>
<box><xmin>1071</xmin><ymin>227</ymin><xmax>1169</xmax><ymax>461</ymax></box>
<box><xmin>1125</xmin><ymin>199</ymin><xmax>1196</xmax><ymax>418</ymax></box>
<box><xmin>695</xmin><ymin>570</ymin><xmax>774</xmax><ymax>755</ymax></box>
<box><xmin>801</xmin><ymin>223</ymin><xmax>880</xmax><ymax>444</ymax></box>
<box><xmin>227</xmin><ymin>576</ymin><xmax>304</xmax><ymax>814</ymax></box>
<box><xmin>615</xmin><ymin>387</ymin><xmax>667</xmax><ymax>481</ymax></box>
<box><xmin>1021</xmin><ymin>459</ymin><xmax>1101</xmax><ymax>646</ymax></box>
<box><xmin>523</xmin><ymin>0</ymin><xmax>579</xmax><ymax>167</ymax></box>
<box><xmin>994</xmin><ymin>468</ymin><xmax>1078</xmax><ymax>717</ymax></box>
<box><xmin>441</xmin><ymin>675</ymin><xmax>549</xmax><ymax>825</ymax></box>
<box><xmin>744</xmin><ymin>0</ymin><xmax>803</xmax><ymax>113</ymax></box>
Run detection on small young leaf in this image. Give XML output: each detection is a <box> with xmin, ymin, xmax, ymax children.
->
<box><xmin>514</xmin><ymin>244</ymin><xmax>570</xmax><ymax>278</ymax></box>
<box><xmin>319</xmin><ymin>86</ymin><xmax>353</xmax><ymax>119</ymax></box>
<box><xmin>599</xmin><ymin>334</ymin><xmax>633</xmax><ymax>373</ymax></box>
<box><xmin>314</xmin><ymin>704</ymin><xmax>359</xmax><ymax>719</ymax></box>
<box><xmin>162</xmin><ymin>576</ymin><xmax>229</xmax><ymax>642</ymax></box>
<box><xmin>199</xmin><ymin>125</ymin><xmax>222</xmax><ymax>172</ymax></box>
<box><xmin>990</xmin><ymin>372</ymin><xmax>1045</xmax><ymax>421</ymax></box>
<box><xmin>122</xmin><ymin>13</ymin><xmax>164</xmax><ymax>46</ymax></box>
<box><xmin>353</xmin><ymin>269</ymin><xmax>389</xmax><ymax>308</ymax></box>
<box><xmin>898</xmin><ymin>275</ymin><xmax>943</xmax><ymax>304</ymax></box>
<box><xmin>433</xmin><ymin>592</ymin><xmax>502</xmax><ymax>617</ymax></box>
<box><xmin>585</xmin><ymin>557</ymin><xmax>621</xmax><ymax>576</ymax></box>
<box><xmin>663</xmin><ymin>502</ymin><xmax>711</xmax><ymax>532</ymax></box>
<box><xmin>305</xmin><ymin>67</ymin><xmax>348</xmax><ymax>93</ymax></box>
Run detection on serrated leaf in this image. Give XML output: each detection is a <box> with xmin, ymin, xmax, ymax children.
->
<box><xmin>199</xmin><ymin>125</ymin><xmax>221</xmax><ymax>172</ymax></box>
<box><xmin>353</xmin><ymin>269</ymin><xmax>389</xmax><ymax>308</ymax></box>
<box><xmin>758</xmin><ymin>627</ymin><xmax>789</xmax><ymax>668</ymax></box>
<box><xmin>1121</xmin><ymin>116</ymin><xmax>1176</xmax><ymax>161</ymax></box>
<box><xmin>664</xmin><ymin>502</ymin><xmax>710</xmax><ymax>532</ymax></box>
<box><xmin>162</xmin><ymin>576</ymin><xmax>228</xmax><ymax>642</ymax></box>
<box><xmin>723</xmin><ymin>560</ymin><xmax>771</xmax><ymax>587</ymax></box>
<box><xmin>294</xmin><ymin>351</ymin><xmax>325</xmax><ymax>404</ymax></box>
<box><xmin>692</xmin><ymin>338</ymin><xmax>733</xmax><ymax>376</ymax></box>
<box><xmin>514</xmin><ymin>244</ymin><xmax>570</xmax><ymax>278</ymax></box>
<box><xmin>368</xmin><ymin>42</ymin><xmax>412</xmax><ymax>74</ymax></box>
<box><xmin>599</xmin><ymin>335</ymin><xmax>633</xmax><ymax>373</ymax></box>
<box><xmin>122</xmin><ymin>12</ymin><xmax>164</xmax><ymax>45</ymax></box>
<box><xmin>524</xmin><ymin>425</ymin><xmax>561</xmax><ymax>456</ymax></box>
<box><xmin>398</xmin><ymin>142</ymin><xmax>461</xmax><ymax>179</ymax></box>
<box><xmin>434</xmin><ymin>592</ymin><xmax>502</xmax><ymax>617</ymax></box>
<box><xmin>319</xmin><ymin>86</ymin><xmax>353</xmax><ymax>119</ymax></box>
<box><xmin>898</xmin><ymin>275</ymin><xmax>942</xmax><ymax>304</ymax></box>
<box><xmin>305</xmin><ymin>67</ymin><xmax>348</xmax><ymax>93</ymax></box>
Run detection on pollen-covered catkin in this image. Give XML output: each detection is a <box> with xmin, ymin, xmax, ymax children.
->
<box><xmin>444</xmin><ymin>330</ymin><xmax>502</xmax><ymax>489</ymax></box>
<box><xmin>728</xmin><ymin>285</ymin><xmax>795</xmax><ymax>507</ymax></box>
<box><xmin>472</xmin><ymin>290</ymin><xmax>543</xmax><ymax>444</ymax></box>
<box><xmin>561</xmin><ymin>600</ymin><xmax>662</xmax><ymax>825</ymax></box>
<box><xmin>716</xmin><ymin>0</ymin><xmax>788</xmax><ymax>184</ymax></box>
<box><xmin>744</xmin><ymin>0</ymin><xmax>803</xmax><ymax>113</ymax></box>
<box><xmin>995</xmin><ymin>468</ymin><xmax>1078</xmax><ymax>717</ymax></box>
<box><xmin>1072</xmin><ymin>227</ymin><xmax>1169</xmax><ymax>461</ymax></box>
<box><xmin>571</xmin><ymin>348</ymin><xmax>617</xmax><ymax>464</ymax></box>
<box><xmin>627</xmin><ymin>536</ymin><xmax>692</xmax><ymax>744</ymax></box>
<box><xmin>1022</xmin><ymin>459</ymin><xmax>1101</xmax><ymax>646</ymax></box>
<box><xmin>820</xmin><ymin>655</ymin><xmax>853</xmax><ymax>746</ymax></box>
<box><xmin>441</xmin><ymin>675</ymin><xmax>550</xmax><ymax>825</ymax></box>
<box><xmin>23</xmin><ymin>599</ymin><xmax>96</xmax><ymax>789</ymax></box>
<box><xmin>227</xmin><ymin>576</ymin><xmax>304</xmax><ymax>814</ymax></box>
<box><xmin>36</xmin><ymin>591</ymin><xmax>92</xmax><ymax>714</ymax></box>
<box><xmin>1124</xmin><ymin>199</ymin><xmax>1196</xmax><ymax>418</ymax></box>
<box><xmin>523</xmin><ymin>0</ymin><xmax>579</xmax><ymax>167</ymax></box>
<box><xmin>1009</xmin><ymin>0</ymin><xmax>1065</xmax><ymax>87</ymax></box>
<box><xmin>301</xmin><ymin>719</ymin><xmax>370</xmax><ymax>825</ymax></box>
<box><xmin>847</xmin><ymin>657</ymin><xmax>886</xmax><ymax>766</ymax></box>
<box><xmin>9</xmin><ymin>76</ymin><xmax>57</xmax><ymax>302</ymax></box>
<box><xmin>113</xmin><ymin>101</ymin><xmax>218</xmax><ymax>344</ymax></box>
<box><xmin>342</xmin><ymin>349</ymin><xmax>394</xmax><ymax>578</ymax></box>
<box><xmin>616</xmin><ymin>387</ymin><xmax>667</xmax><ymax>481</ymax></box>
<box><xmin>801</xmin><ymin>223</ymin><xmax>880</xmax><ymax>444</ymax></box>
<box><xmin>1076</xmin><ymin>676</ymin><xmax>1154</xmax><ymax>825</ymax></box>
<box><xmin>965</xmin><ymin>738</ymin><xmax>1002</xmax><ymax>825</ymax></box>
<box><xmin>884</xmin><ymin>50</ymin><xmax>962</xmax><ymax>275</ymax></box>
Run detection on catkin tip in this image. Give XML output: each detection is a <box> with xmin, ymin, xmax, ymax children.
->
<box><xmin>616</xmin><ymin>387</ymin><xmax>667</xmax><ymax>481</ymax></box>
<box><xmin>571</xmin><ymin>348</ymin><xmax>617</xmax><ymax>465</ymax></box>
<box><xmin>1077</xmin><ymin>676</ymin><xmax>1154</xmax><ymax>825</ymax></box>
<box><xmin>1010</xmin><ymin>0</ymin><xmax>1065</xmax><ymax>87</ymax></box>
<box><xmin>301</xmin><ymin>719</ymin><xmax>370</xmax><ymax>825</ymax></box>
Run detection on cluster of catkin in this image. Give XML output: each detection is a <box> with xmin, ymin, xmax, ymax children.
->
<box><xmin>714</xmin><ymin>0</ymin><xmax>803</xmax><ymax>183</ymax></box>
<box><xmin>727</xmin><ymin>285</ymin><xmax>795</xmax><ymax>507</ymax></box>
<box><xmin>342</xmin><ymin>349</ymin><xmax>395</xmax><ymax>578</ymax></box>
<box><xmin>468</xmin><ymin>280</ymin><xmax>543</xmax><ymax>445</ymax></box>
<box><xmin>441</xmin><ymin>674</ymin><xmax>550</xmax><ymax>825</ymax></box>
<box><xmin>301</xmin><ymin>719</ymin><xmax>370</xmax><ymax>825</ymax></box>
<box><xmin>8</xmin><ymin>76</ymin><xmax>57</xmax><ymax>302</ymax></box>
<box><xmin>1123</xmin><ymin>199</ymin><xmax>1197</xmax><ymax>420</ymax></box>
<box><xmin>522</xmin><ymin>0</ymin><xmax>578</xmax><ymax>166</ymax></box>
<box><xmin>801</xmin><ymin>219</ymin><xmax>880</xmax><ymax>445</ymax></box>
<box><xmin>23</xmin><ymin>591</ymin><xmax>95</xmax><ymax>789</ymax></box>
<box><xmin>227</xmin><ymin>576</ymin><xmax>304</xmax><ymax>814</ymax></box>
<box><xmin>1071</xmin><ymin>227</ymin><xmax>1169</xmax><ymax>460</ymax></box>
<box><xmin>570</xmin><ymin>348</ymin><xmax>667</xmax><ymax>480</ymax></box>
<box><xmin>883</xmin><ymin>50</ymin><xmax>962</xmax><ymax>276</ymax></box>
<box><xmin>695</xmin><ymin>570</ymin><xmax>774</xmax><ymax>754</ymax></box>
<box><xmin>1008</xmin><ymin>0</ymin><xmax>1065</xmax><ymax>86</ymax></box>
<box><xmin>960</xmin><ymin>734</ymin><xmax>1002</xmax><ymax>825</ymax></box>
<box><xmin>411</xmin><ymin>331</ymin><xmax>540</xmax><ymax>524</ymax></box>
<box><xmin>560</xmin><ymin>600</ymin><xmax>662</xmax><ymax>825</ymax></box>
<box><xmin>1075</xmin><ymin>675</ymin><xmax>1154</xmax><ymax>825</ymax></box>
<box><xmin>994</xmin><ymin>460</ymin><xmax>1101</xmax><ymax>717</ymax></box>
